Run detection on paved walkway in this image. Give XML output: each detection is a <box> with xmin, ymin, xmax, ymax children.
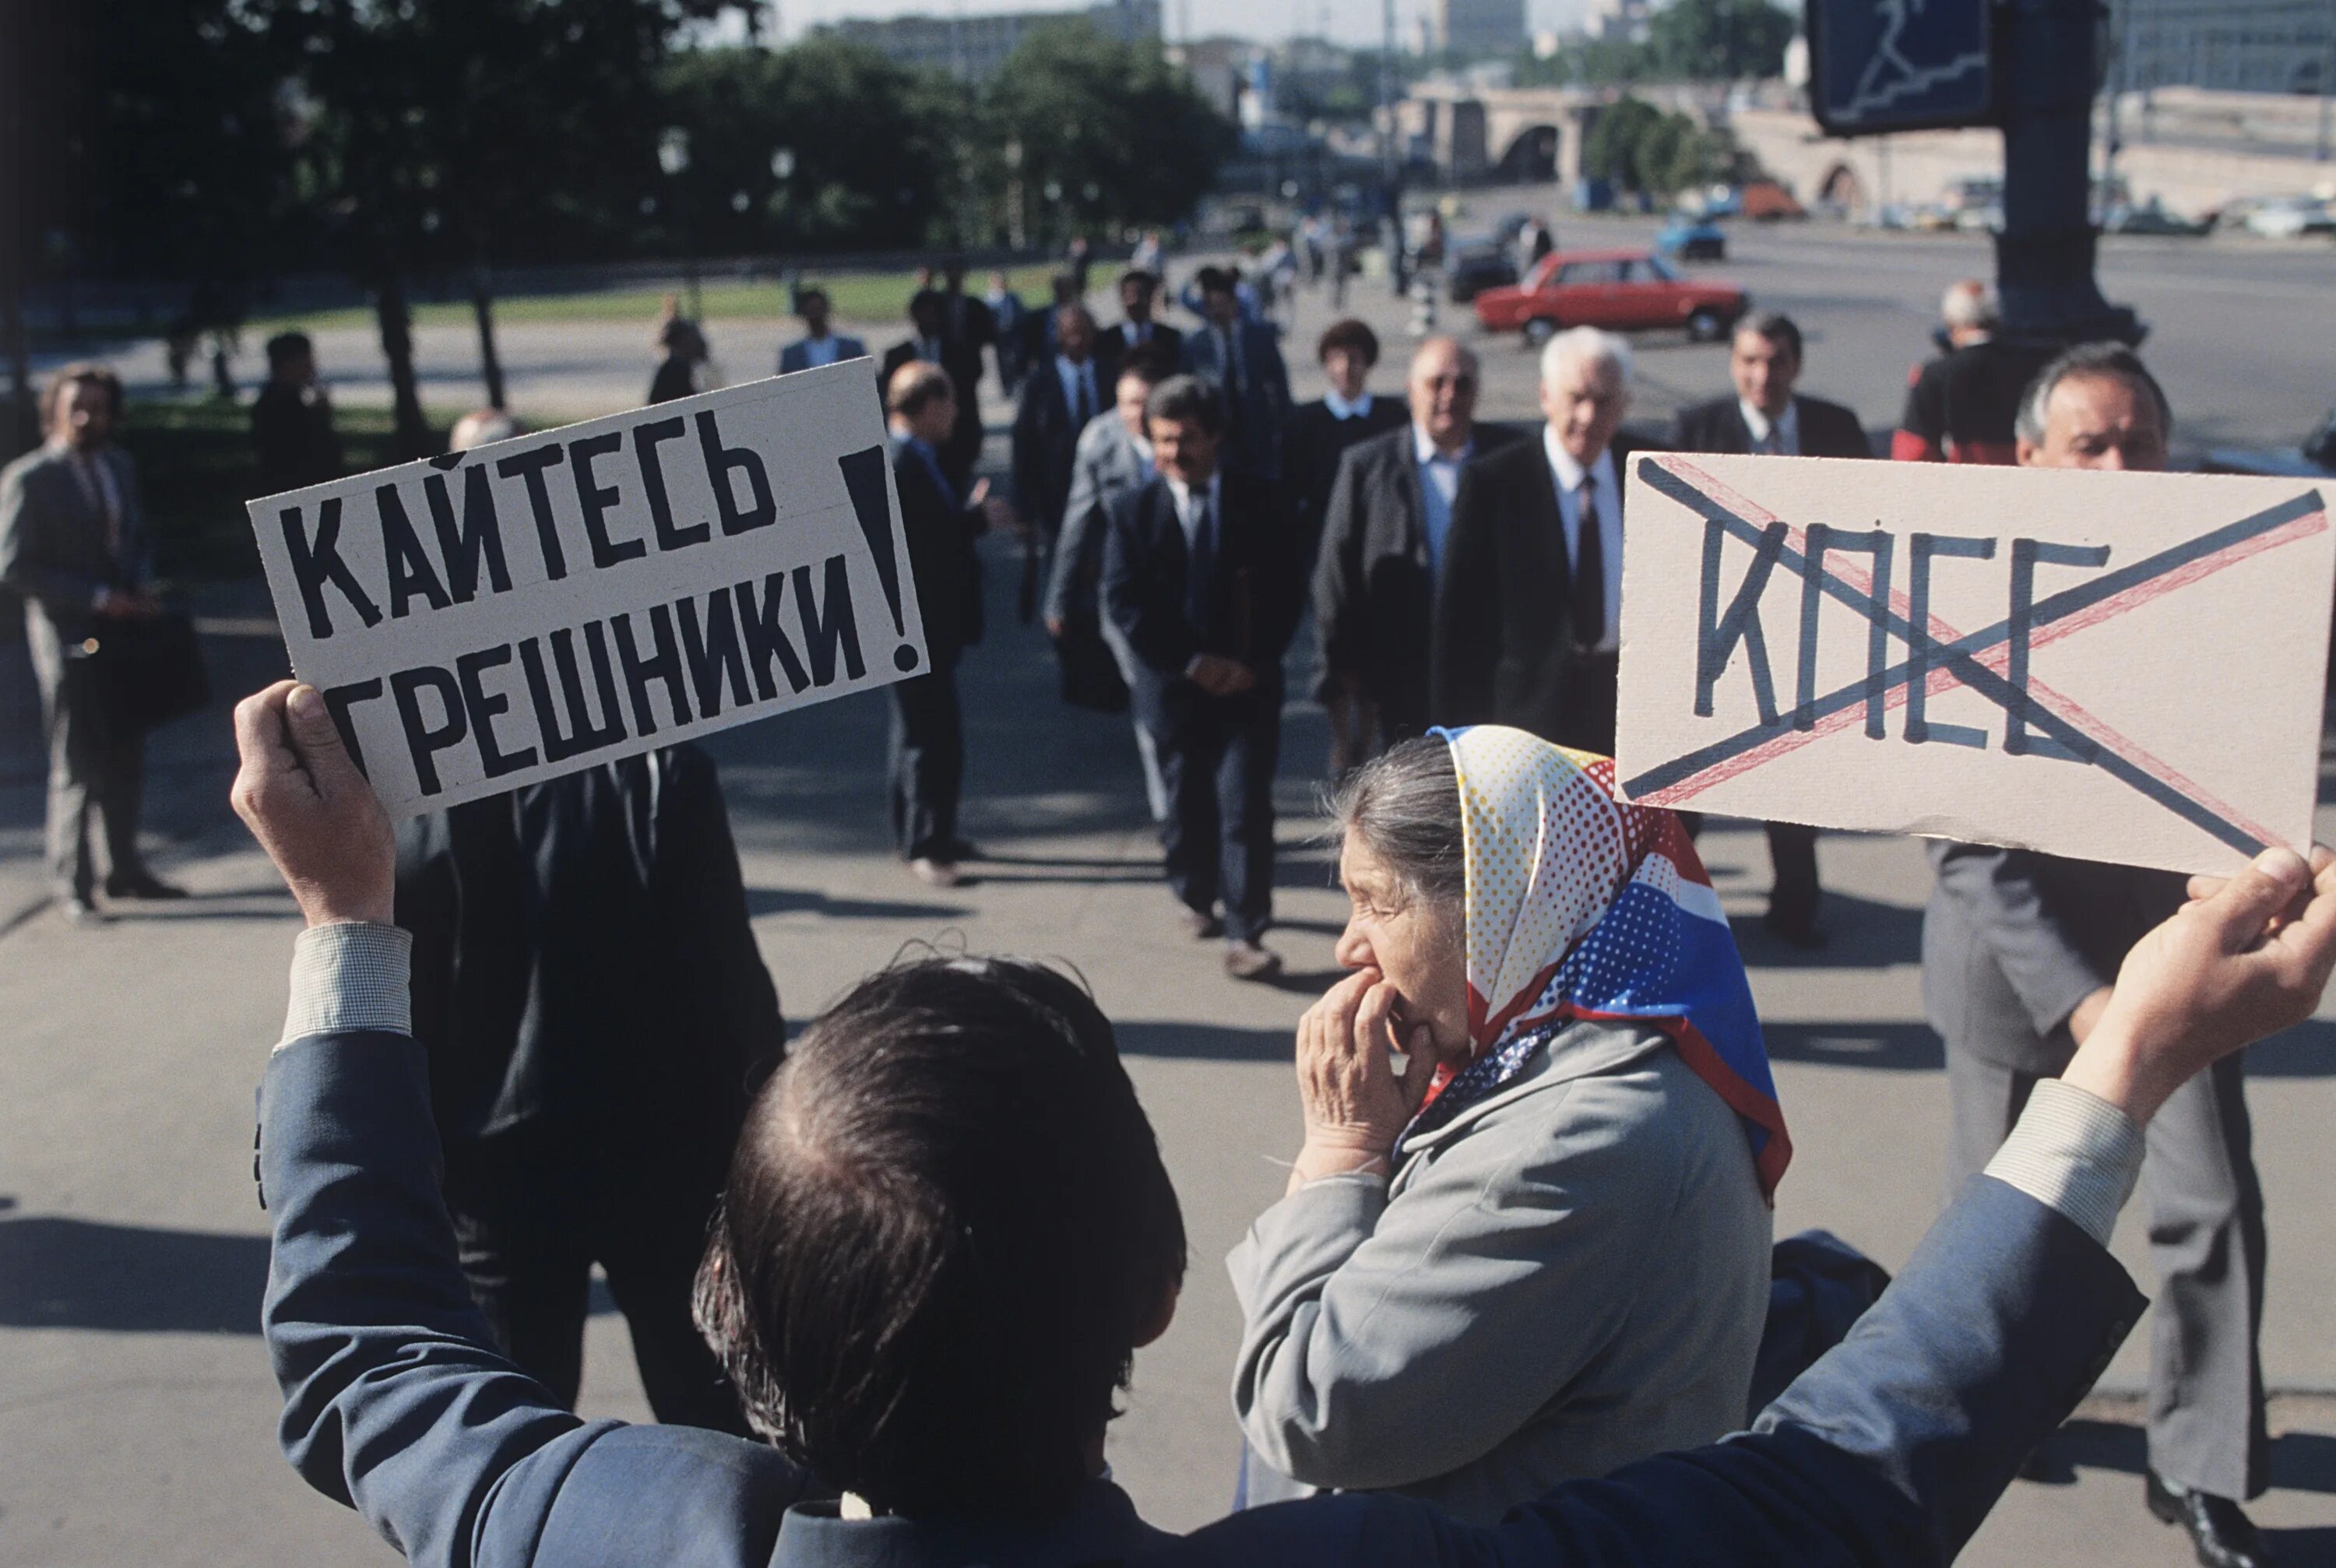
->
<box><xmin>3</xmin><ymin>219</ymin><xmax>2333</xmax><ymax>1564</ymax></box>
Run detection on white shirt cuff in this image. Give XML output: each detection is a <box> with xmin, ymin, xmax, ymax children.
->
<box><xmin>276</xmin><ymin>921</ymin><xmax>413</xmax><ymax>1050</ymax></box>
<box><xmin>1982</xmin><ymin>1079</ymin><xmax>2145</xmax><ymax>1248</ymax></box>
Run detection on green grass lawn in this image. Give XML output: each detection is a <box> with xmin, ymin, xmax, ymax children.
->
<box><xmin>123</xmin><ymin>397</ymin><xmax>464</xmax><ymax>582</ymax></box>
<box><xmin>246</xmin><ymin>262</ymin><xmax>1121</xmax><ymax>336</ymax></box>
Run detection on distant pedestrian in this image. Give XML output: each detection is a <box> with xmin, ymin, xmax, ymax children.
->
<box><xmin>1181</xmin><ymin>266</ymin><xmax>1292</xmax><ymax>483</ymax></box>
<box><xmin>936</xmin><ymin>259</ymin><xmax>998</xmax><ymax>490</ymax></box>
<box><xmin>1065</xmin><ymin>234</ymin><xmax>1095</xmax><ymax>297</ymax></box>
<box><xmin>1096</xmin><ymin>268</ymin><xmax>1183</xmax><ymax>388</ymax></box>
<box><xmin>649</xmin><ymin>301</ymin><xmax>709</xmax><ymax>406</ymax></box>
<box><xmin>778</xmin><ymin>287</ymin><xmax>867</xmax><ymax>374</ymax></box>
<box><xmin>1670</xmin><ymin>311</ymin><xmax>1873</xmax><ymax>949</ymax></box>
<box><xmin>1011</xmin><ymin>304</ymin><xmax>1103</xmax><ymax>614</ymax></box>
<box><xmin>0</xmin><ymin>363</ymin><xmax>183</xmax><ymax>923</ymax></box>
<box><xmin>1100</xmin><ymin>375</ymin><xmax>1303</xmax><ymax>980</ymax></box>
<box><xmin>885</xmin><ymin>360</ymin><xmax>1012</xmax><ymax>887</ymax></box>
<box><xmin>1282</xmin><ymin>317</ymin><xmax>1406</xmax><ymax>575</ymax></box>
<box><xmin>1130</xmin><ymin>227</ymin><xmax>1164</xmax><ymax>277</ymax></box>
<box><xmin>1892</xmin><ymin>279</ymin><xmax>2027</xmax><ymax>465</ymax></box>
<box><xmin>987</xmin><ymin>270</ymin><xmax>1031</xmax><ymax>396</ymax></box>
<box><xmin>250</xmin><ymin>331</ymin><xmax>343</xmax><ymax>497</ymax></box>
<box><xmin>1314</xmin><ymin>336</ymin><xmax>1518</xmax><ymax>765</ymax></box>
<box><xmin>448</xmin><ymin>408</ymin><xmax>525</xmax><ymax>451</ymax></box>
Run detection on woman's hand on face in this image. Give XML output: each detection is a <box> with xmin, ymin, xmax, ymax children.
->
<box><xmin>1290</xmin><ymin>969</ymin><xmax>1441</xmax><ymax>1190</ymax></box>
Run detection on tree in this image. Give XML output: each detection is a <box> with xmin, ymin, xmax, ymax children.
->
<box><xmin>1646</xmin><ymin>0</ymin><xmax>1795</xmax><ymax>83</ymax></box>
<box><xmin>980</xmin><ymin>22</ymin><xmax>1237</xmax><ymax>250</ymax></box>
<box><xmin>1581</xmin><ymin>97</ymin><xmax>1666</xmax><ymax>188</ymax></box>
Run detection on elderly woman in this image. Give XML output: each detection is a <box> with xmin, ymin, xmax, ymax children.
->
<box><xmin>1230</xmin><ymin>726</ymin><xmax>1790</xmax><ymax>1525</ymax></box>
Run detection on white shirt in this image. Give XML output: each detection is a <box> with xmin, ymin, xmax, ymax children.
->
<box><xmin>799</xmin><ymin>335</ymin><xmax>843</xmax><ymax>368</ymax></box>
<box><xmin>1413</xmin><ymin>422</ymin><xmax>1469</xmax><ymax>572</ymax></box>
<box><xmin>1740</xmin><ymin>396</ymin><xmax>1799</xmax><ymax>456</ymax></box>
<box><xmin>1543</xmin><ymin>427</ymin><xmax>1622</xmax><ymax>654</ymax></box>
<box><xmin>1324</xmin><ymin>389</ymin><xmax>1374</xmax><ymax>422</ymax></box>
<box><xmin>1164</xmin><ymin>471</ymin><xmax>1222</xmax><ymax>555</ymax></box>
<box><xmin>1056</xmin><ymin>355</ymin><xmax>1099</xmax><ymax>425</ymax></box>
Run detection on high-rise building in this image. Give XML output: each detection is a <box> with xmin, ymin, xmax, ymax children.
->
<box><xmin>1430</xmin><ymin>0</ymin><xmax>1527</xmax><ymax>56</ymax></box>
<box><xmin>821</xmin><ymin>0</ymin><xmax>1162</xmax><ymax>83</ymax></box>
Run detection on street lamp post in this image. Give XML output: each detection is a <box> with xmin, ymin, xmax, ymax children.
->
<box><xmin>659</xmin><ymin>126</ymin><xmax>700</xmax><ymax>319</ymax></box>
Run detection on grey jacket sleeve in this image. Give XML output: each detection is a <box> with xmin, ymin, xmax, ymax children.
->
<box><xmin>0</xmin><ymin>462</ymin><xmax>104</xmax><ymax>608</ymax></box>
<box><xmin>1929</xmin><ymin>840</ymin><xmax>2108</xmax><ymax>1039</ymax></box>
<box><xmin>1226</xmin><ymin>1078</ymin><xmax>1673</xmax><ymax>1491</ymax></box>
<box><xmin>1044</xmin><ymin>432</ymin><xmax>1105</xmax><ymax>625</ymax></box>
<box><xmin>1310</xmin><ymin>450</ymin><xmax>1367</xmax><ymax>680</ymax></box>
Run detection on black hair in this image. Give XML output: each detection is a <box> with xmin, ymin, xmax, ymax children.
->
<box><xmin>693</xmin><ymin>957</ymin><xmax>1187</xmax><ymax>1519</ymax></box>
<box><xmin>1143</xmin><ymin>373</ymin><xmax>1224</xmax><ymax>436</ymax></box>
<box><xmin>1734</xmin><ymin>310</ymin><xmax>1801</xmax><ymax>364</ymax></box>
<box><xmin>265</xmin><ymin>332</ymin><xmax>315</xmax><ymax>368</ymax></box>
<box><xmin>1317</xmin><ymin>317</ymin><xmax>1381</xmax><ymax>367</ymax></box>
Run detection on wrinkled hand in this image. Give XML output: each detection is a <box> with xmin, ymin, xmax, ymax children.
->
<box><xmin>1187</xmin><ymin>654</ymin><xmax>1256</xmax><ymax>697</ymax></box>
<box><xmin>229</xmin><ymin>680</ymin><xmax>395</xmax><ymax>928</ymax></box>
<box><xmin>1289</xmin><ymin>968</ymin><xmax>1439</xmax><ymax>1190</ymax></box>
<box><xmin>2064</xmin><ymin>846</ymin><xmax>2336</xmax><ymax>1124</ymax></box>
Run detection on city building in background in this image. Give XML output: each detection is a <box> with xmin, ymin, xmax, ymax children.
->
<box><xmin>818</xmin><ymin>0</ymin><xmax>1161</xmax><ymax>82</ymax></box>
<box><xmin>2113</xmin><ymin>0</ymin><xmax>2334</xmax><ymax>95</ymax></box>
<box><xmin>1428</xmin><ymin>0</ymin><xmax>1527</xmax><ymax>55</ymax></box>
<box><xmin>1586</xmin><ymin>0</ymin><xmax>1652</xmax><ymax>45</ymax></box>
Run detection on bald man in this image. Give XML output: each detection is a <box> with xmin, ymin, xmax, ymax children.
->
<box><xmin>1314</xmin><ymin>336</ymin><xmax>1520</xmax><ymax>758</ymax></box>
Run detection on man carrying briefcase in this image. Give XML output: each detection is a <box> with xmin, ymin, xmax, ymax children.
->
<box><xmin>0</xmin><ymin>364</ymin><xmax>192</xmax><ymax>923</ymax></box>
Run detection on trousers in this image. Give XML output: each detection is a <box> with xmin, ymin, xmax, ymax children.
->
<box><xmin>30</xmin><ymin>624</ymin><xmax>147</xmax><ymax>898</ymax></box>
<box><xmin>888</xmin><ymin>655</ymin><xmax>964</xmax><ymax>861</ymax></box>
<box><xmin>1142</xmin><ymin>673</ymin><xmax>1281</xmax><ymax>943</ymax></box>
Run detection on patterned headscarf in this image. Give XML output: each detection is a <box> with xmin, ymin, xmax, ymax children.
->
<box><xmin>1395</xmin><ymin>726</ymin><xmax>1790</xmax><ymax>1201</ymax></box>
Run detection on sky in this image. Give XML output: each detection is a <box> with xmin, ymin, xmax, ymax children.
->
<box><xmin>755</xmin><ymin>0</ymin><xmax>1596</xmax><ymax>50</ymax></box>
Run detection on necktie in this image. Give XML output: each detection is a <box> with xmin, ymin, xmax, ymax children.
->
<box><xmin>1073</xmin><ymin>365</ymin><xmax>1093</xmax><ymax>427</ymax></box>
<box><xmin>1571</xmin><ymin>478</ymin><xmax>1605</xmax><ymax>651</ymax></box>
<box><xmin>1219</xmin><ymin>329</ymin><xmax>1241</xmax><ymax>399</ymax></box>
<box><xmin>75</xmin><ymin>455</ymin><xmax>123</xmax><ymax>563</ymax></box>
<box><xmin>1185</xmin><ymin>491</ymin><xmax>1215</xmax><ymax>630</ymax></box>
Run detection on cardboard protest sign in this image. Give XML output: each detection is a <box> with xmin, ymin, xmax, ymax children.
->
<box><xmin>1614</xmin><ymin>453</ymin><xmax>2332</xmax><ymax>875</ymax></box>
<box><xmin>248</xmin><ymin>363</ymin><xmax>922</xmax><ymax>817</ymax></box>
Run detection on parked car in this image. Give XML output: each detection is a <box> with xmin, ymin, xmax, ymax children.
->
<box><xmin>2244</xmin><ymin>196</ymin><xmax>2336</xmax><ymax>239</ymax></box>
<box><xmin>1658</xmin><ymin>215</ymin><xmax>1727</xmax><ymax>261</ymax></box>
<box><xmin>1445</xmin><ymin>234</ymin><xmax>1521</xmax><ymax>302</ymax></box>
<box><xmin>1737</xmin><ymin>179</ymin><xmax>1806</xmax><ymax>220</ymax></box>
<box><xmin>2101</xmin><ymin>199</ymin><xmax>2209</xmax><ymax>237</ymax></box>
<box><xmin>1472</xmin><ymin>248</ymin><xmax>1749</xmax><ymax>345</ymax></box>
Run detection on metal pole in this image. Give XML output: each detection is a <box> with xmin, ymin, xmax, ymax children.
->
<box><xmin>1382</xmin><ymin>0</ymin><xmax>1407</xmax><ymax>296</ymax></box>
<box><xmin>2317</xmin><ymin>0</ymin><xmax>2334</xmax><ymax>162</ymax></box>
<box><xmin>1993</xmin><ymin>0</ymin><xmax>2136</xmax><ymax>345</ymax></box>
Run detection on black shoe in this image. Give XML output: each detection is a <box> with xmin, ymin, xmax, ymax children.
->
<box><xmin>2147</xmin><ymin>1471</ymin><xmax>2274</xmax><ymax>1568</ymax></box>
<box><xmin>58</xmin><ymin>894</ymin><xmax>109</xmax><ymax>927</ymax></box>
<box><xmin>942</xmin><ymin>838</ymin><xmax>983</xmax><ymax>863</ymax></box>
<box><xmin>104</xmin><ymin>870</ymin><xmax>188</xmax><ymax>901</ymax></box>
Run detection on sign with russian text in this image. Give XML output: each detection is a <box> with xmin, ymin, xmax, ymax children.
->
<box><xmin>248</xmin><ymin>362</ymin><xmax>921</xmax><ymax>817</ymax></box>
<box><xmin>1615</xmin><ymin>454</ymin><xmax>2332</xmax><ymax>875</ymax></box>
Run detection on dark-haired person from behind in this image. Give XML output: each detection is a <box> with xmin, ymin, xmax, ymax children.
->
<box><xmin>1670</xmin><ymin>311</ymin><xmax>1870</xmax><ymax>950</ymax></box>
<box><xmin>235</xmin><ymin>666</ymin><xmax>2336</xmax><ymax>1567</ymax></box>
<box><xmin>251</xmin><ymin>331</ymin><xmax>343</xmax><ymax>497</ymax></box>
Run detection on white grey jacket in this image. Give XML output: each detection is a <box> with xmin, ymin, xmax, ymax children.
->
<box><xmin>1227</xmin><ymin>1021</ymin><xmax>1773</xmax><ymax>1527</ymax></box>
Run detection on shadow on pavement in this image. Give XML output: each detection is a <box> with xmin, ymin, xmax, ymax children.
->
<box><xmin>1731</xmin><ymin>889</ymin><xmax>1924</xmax><ymax>970</ymax></box>
<box><xmin>0</xmin><ymin>1215</ymin><xmax>266</xmax><ymax>1334</ymax></box>
<box><xmin>1761</xmin><ymin>1020</ymin><xmax>1944</xmax><ymax>1073</ymax></box>
<box><xmin>1113</xmin><ymin>1021</ymin><xmax>1294</xmax><ymax>1062</ymax></box>
<box><xmin>2039</xmin><ymin>1416</ymin><xmax>2336</xmax><ymax>1496</ymax></box>
<box><xmin>745</xmin><ymin>886</ymin><xmax>973</xmax><ymax>921</ymax></box>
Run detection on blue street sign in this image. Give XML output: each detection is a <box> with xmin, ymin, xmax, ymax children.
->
<box><xmin>1807</xmin><ymin>0</ymin><xmax>1993</xmax><ymax>136</ymax></box>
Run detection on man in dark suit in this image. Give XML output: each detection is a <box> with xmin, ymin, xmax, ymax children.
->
<box><xmin>1101</xmin><ymin>374</ymin><xmax>1302</xmax><ymax>980</ymax></box>
<box><xmin>777</xmin><ymin>287</ymin><xmax>867</xmax><ymax>375</ymax></box>
<box><xmin>885</xmin><ymin>361</ymin><xmax>1007</xmax><ymax>888</ymax></box>
<box><xmin>938</xmin><ymin>258</ymin><xmax>997</xmax><ymax>487</ymax></box>
<box><xmin>1095</xmin><ymin>268</ymin><xmax>1184</xmax><ymax>388</ymax></box>
<box><xmin>250</xmin><ymin>331</ymin><xmax>343</xmax><ymax>497</ymax></box>
<box><xmin>1926</xmin><ymin>344</ymin><xmax>2277</xmax><ymax>1568</ymax></box>
<box><xmin>233</xmin><ymin>670</ymin><xmax>2336</xmax><ymax>1568</ymax></box>
<box><xmin>1010</xmin><ymin>303</ymin><xmax>1103</xmax><ymax>614</ymax></box>
<box><xmin>1314</xmin><ymin>336</ymin><xmax>1517</xmax><ymax>766</ymax></box>
<box><xmin>1180</xmin><ymin>265</ymin><xmax>1292</xmax><ymax>483</ymax></box>
<box><xmin>1670</xmin><ymin>311</ymin><xmax>1871</xmax><ymax>948</ymax></box>
<box><xmin>987</xmin><ymin>270</ymin><xmax>1031</xmax><ymax>395</ymax></box>
<box><xmin>881</xmin><ymin>289</ymin><xmax>983</xmax><ymax>493</ymax></box>
<box><xmin>0</xmin><ymin>362</ymin><xmax>182</xmax><ymax>923</ymax></box>
<box><xmin>1282</xmin><ymin>316</ymin><xmax>1407</xmax><ymax>571</ymax></box>
<box><xmin>1430</xmin><ymin>326</ymin><xmax>1652</xmax><ymax>755</ymax></box>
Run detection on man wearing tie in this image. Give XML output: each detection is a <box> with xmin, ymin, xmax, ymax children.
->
<box><xmin>1101</xmin><ymin>375</ymin><xmax>1302</xmax><ymax>980</ymax></box>
<box><xmin>0</xmin><ymin>363</ymin><xmax>182</xmax><ymax>923</ymax></box>
<box><xmin>1430</xmin><ymin>327</ymin><xmax>1648</xmax><ymax>755</ymax></box>
<box><xmin>1669</xmin><ymin>311</ymin><xmax>1871</xmax><ymax>948</ymax></box>
<box><xmin>1180</xmin><ymin>266</ymin><xmax>1291</xmax><ymax>483</ymax></box>
<box><xmin>1314</xmin><ymin>336</ymin><xmax>1518</xmax><ymax>765</ymax></box>
<box><xmin>777</xmin><ymin>288</ymin><xmax>867</xmax><ymax>375</ymax></box>
<box><xmin>1011</xmin><ymin>304</ymin><xmax>1103</xmax><ymax>568</ymax></box>
<box><xmin>1094</xmin><ymin>268</ymin><xmax>1182</xmax><ymax>388</ymax></box>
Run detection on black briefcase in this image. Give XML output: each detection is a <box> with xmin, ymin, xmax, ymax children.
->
<box><xmin>86</xmin><ymin>608</ymin><xmax>211</xmax><ymax>731</ymax></box>
<box><xmin>1053</xmin><ymin>617</ymin><xmax>1129</xmax><ymax>714</ymax></box>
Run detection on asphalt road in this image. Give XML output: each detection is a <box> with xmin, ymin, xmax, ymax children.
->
<box><xmin>4</xmin><ymin>213</ymin><xmax>2334</xmax><ymax>1565</ymax></box>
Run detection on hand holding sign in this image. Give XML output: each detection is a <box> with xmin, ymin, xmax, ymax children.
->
<box><xmin>1615</xmin><ymin>455</ymin><xmax>2333</xmax><ymax>875</ymax></box>
<box><xmin>230</xmin><ymin>680</ymin><xmax>395</xmax><ymax>928</ymax></box>
<box><xmin>248</xmin><ymin>363</ymin><xmax>923</xmax><ymax>817</ymax></box>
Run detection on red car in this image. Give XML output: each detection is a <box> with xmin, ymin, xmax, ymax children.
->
<box><xmin>1472</xmin><ymin>248</ymin><xmax>1749</xmax><ymax>345</ymax></box>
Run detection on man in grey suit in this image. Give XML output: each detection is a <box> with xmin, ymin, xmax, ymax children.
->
<box><xmin>776</xmin><ymin>287</ymin><xmax>867</xmax><ymax>375</ymax></box>
<box><xmin>0</xmin><ymin>363</ymin><xmax>182</xmax><ymax>923</ymax></box>
<box><xmin>1045</xmin><ymin>347</ymin><xmax>1173</xmax><ymax>820</ymax></box>
<box><xmin>1313</xmin><ymin>336</ymin><xmax>1518</xmax><ymax>765</ymax></box>
<box><xmin>1181</xmin><ymin>265</ymin><xmax>1292</xmax><ymax>483</ymax></box>
<box><xmin>1925</xmin><ymin>343</ymin><xmax>2271</xmax><ymax>1568</ymax></box>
